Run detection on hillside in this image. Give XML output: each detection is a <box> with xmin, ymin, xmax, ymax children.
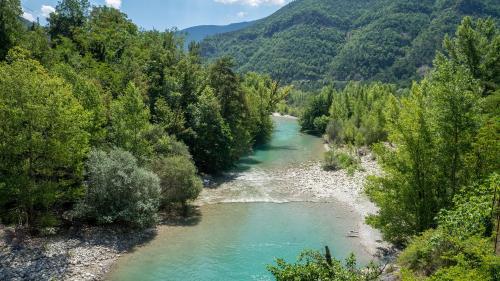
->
<box><xmin>200</xmin><ymin>0</ymin><xmax>500</xmax><ymax>88</ymax></box>
<box><xmin>180</xmin><ymin>21</ymin><xmax>255</xmax><ymax>49</ymax></box>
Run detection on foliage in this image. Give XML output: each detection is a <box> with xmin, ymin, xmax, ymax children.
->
<box><xmin>0</xmin><ymin>0</ymin><xmax>22</xmax><ymax>60</ymax></box>
<box><xmin>151</xmin><ymin>156</ymin><xmax>202</xmax><ymax>207</ymax></box>
<box><xmin>323</xmin><ymin>148</ymin><xmax>361</xmax><ymax>175</ymax></box>
<box><xmin>201</xmin><ymin>0</ymin><xmax>500</xmax><ymax>89</ymax></box>
<box><xmin>399</xmin><ymin>174</ymin><xmax>500</xmax><ymax>281</ymax></box>
<box><xmin>48</xmin><ymin>0</ymin><xmax>90</xmax><ymax>40</ymax></box>
<box><xmin>0</xmin><ymin>54</ymin><xmax>90</xmax><ymax>227</ymax></box>
<box><xmin>300</xmin><ymin>82</ymin><xmax>395</xmax><ymax>147</ymax></box>
<box><xmin>299</xmin><ymin>87</ymin><xmax>333</xmax><ymax>134</ymax></box>
<box><xmin>109</xmin><ymin>82</ymin><xmax>153</xmax><ymax>162</ymax></box>
<box><xmin>267</xmin><ymin>249</ymin><xmax>380</xmax><ymax>281</ymax></box>
<box><xmin>366</xmin><ymin>17</ymin><xmax>497</xmax><ymax>245</ymax></box>
<box><xmin>75</xmin><ymin>149</ymin><xmax>160</xmax><ymax>228</ymax></box>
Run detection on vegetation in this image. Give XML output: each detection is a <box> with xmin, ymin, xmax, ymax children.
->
<box><xmin>300</xmin><ymin>82</ymin><xmax>395</xmax><ymax>146</ymax></box>
<box><xmin>0</xmin><ymin>0</ymin><xmax>289</xmax><ymax>229</ymax></box>
<box><xmin>75</xmin><ymin>149</ymin><xmax>160</xmax><ymax>228</ymax></box>
<box><xmin>364</xmin><ymin>17</ymin><xmax>500</xmax><ymax>280</ymax></box>
<box><xmin>274</xmin><ymin>16</ymin><xmax>500</xmax><ymax>281</ymax></box>
<box><xmin>201</xmin><ymin>0</ymin><xmax>500</xmax><ymax>89</ymax></box>
<box><xmin>268</xmin><ymin>248</ymin><xmax>381</xmax><ymax>281</ymax></box>
<box><xmin>323</xmin><ymin>148</ymin><xmax>361</xmax><ymax>175</ymax></box>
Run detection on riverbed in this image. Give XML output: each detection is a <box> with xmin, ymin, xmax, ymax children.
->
<box><xmin>107</xmin><ymin>116</ymin><xmax>383</xmax><ymax>281</ymax></box>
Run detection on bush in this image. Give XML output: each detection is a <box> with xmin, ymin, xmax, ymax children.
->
<box><xmin>323</xmin><ymin>148</ymin><xmax>361</xmax><ymax>175</ymax></box>
<box><xmin>267</xmin><ymin>249</ymin><xmax>380</xmax><ymax>281</ymax></box>
<box><xmin>399</xmin><ymin>174</ymin><xmax>500</xmax><ymax>280</ymax></box>
<box><xmin>75</xmin><ymin>149</ymin><xmax>160</xmax><ymax>228</ymax></box>
<box><xmin>151</xmin><ymin>156</ymin><xmax>203</xmax><ymax>207</ymax></box>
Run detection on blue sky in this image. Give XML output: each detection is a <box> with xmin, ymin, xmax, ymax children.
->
<box><xmin>21</xmin><ymin>0</ymin><xmax>291</xmax><ymax>30</ymax></box>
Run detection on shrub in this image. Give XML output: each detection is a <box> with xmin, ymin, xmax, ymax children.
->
<box><xmin>75</xmin><ymin>149</ymin><xmax>160</xmax><ymax>228</ymax></box>
<box><xmin>267</xmin><ymin>249</ymin><xmax>380</xmax><ymax>281</ymax></box>
<box><xmin>323</xmin><ymin>148</ymin><xmax>361</xmax><ymax>175</ymax></box>
<box><xmin>151</xmin><ymin>156</ymin><xmax>203</xmax><ymax>207</ymax></box>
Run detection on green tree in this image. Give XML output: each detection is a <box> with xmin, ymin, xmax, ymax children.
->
<box><xmin>109</xmin><ymin>82</ymin><xmax>152</xmax><ymax>161</ymax></box>
<box><xmin>186</xmin><ymin>88</ymin><xmax>233</xmax><ymax>173</ymax></box>
<box><xmin>268</xmin><ymin>249</ymin><xmax>380</xmax><ymax>281</ymax></box>
<box><xmin>300</xmin><ymin>86</ymin><xmax>334</xmax><ymax>134</ymax></box>
<box><xmin>367</xmin><ymin>81</ymin><xmax>439</xmax><ymax>245</ymax></box>
<box><xmin>48</xmin><ymin>0</ymin><xmax>90</xmax><ymax>40</ymax></box>
<box><xmin>75</xmin><ymin>149</ymin><xmax>160</xmax><ymax>228</ymax></box>
<box><xmin>52</xmin><ymin>63</ymin><xmax>108</xmax><ymax>146</ymax></box>
<box><xmin>0</xmin><ymin>52</ymin><xmax>90</xmax><ymax>227</ymax></box>
<box><xmin>443</xmin><ymin>16</ymin><xmax>500</xmax><ymax>96</ymax></box>
<box><xmin>77</xmin><ymin>6</ymin><xmax>137</xmax><ymax>63</ymax></box>
<box><xmin>209</xmin><ymin>57</ymin><xmax>252</xmax><ymax>160</ymax></box>
<box><xmin>0</xmin><ymin>0</ymin><xmax>22</xmax><ymax>60</ymax></box>
<box><xmin>151</xmin><ymin>156</ymin><xmax>202</xmax><ymax>208</ymax></box>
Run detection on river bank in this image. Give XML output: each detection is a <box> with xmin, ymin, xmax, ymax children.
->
<box><xmin>0</xmin><ymin>226</ymin><xmax>156</xmax><ymax>281</ymax></box>
<box><xmin>1</xmin><ymin>116</ymin><xmax>390</xmax><ymax>280</ymax></box>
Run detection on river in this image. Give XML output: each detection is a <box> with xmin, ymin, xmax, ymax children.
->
<box><xmin>107</xmin><ymin>116</ymin><xmax>374</xmax><ymax>281</ymax></box>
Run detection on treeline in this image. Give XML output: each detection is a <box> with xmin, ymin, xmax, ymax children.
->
<box><xmin>279</xmin><ymin>17</ymin><xmax>499</xmax><ymax>280</ymax></box>
<box><xmin>0</xmin><ymin>0</ymin><xmax>288</xmax><ymax>230</ymax></box>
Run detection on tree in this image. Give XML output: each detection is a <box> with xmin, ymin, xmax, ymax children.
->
<box><xmin>186</xmin><ymin>88</ymin><xmax>233</xmax><ymax>173</ymax></box>
<box><xmin>77</xmin><ymin>6</ymin><xmax>137</xmax><ymax>63</ymax></box>
<box><xmin>430</xmin><ymin>56</ymin><xmax>481</xmax><ymax>202</ymax></box>
<box><xmin>75</xmin><ymin>149</ymin><xmax>160</xmax><ymax>228</ymax></box>
<box><xmin>300</xmin><ymin>86</ymin><xmax>334</xmax><ymax>134</ymax></box>
<box><xmin>267</xmin><ymin>249</ymin><xmax>380</xmax><ymax>281</ymax></box>
<box><xmin>151</xmin><ymin>156</ymin><xmax>202</xmax><ymax>208</ymax></box>
<box><xmin>442</xmin><ymin>16</ymin><xmax>500</xmax><ymax>96</ymax></box>
<box><xmin>52</xmin><ymin>63</ymin><xmax>108</xmax><ymax>146</ymax></box>
<box><xmin>367</xmin><ymin>81</ymin><xmax>439</xmax><ymax>245</ymax></box>
<box><xmin>209</xmin><ymin>57</ymin><xmax>252</xmax><ymax>160</ymax></box>
<box><xmin>48</xmin><ymin>0</ymin><xmax>90</xmax><ymax>40</ymax></box>
<box><xmin>243</xmin><ymin>72</ymin><xmax>291</xmax><ymax>143</ymax></box>
<box><xmin>0</xmin><ymin>51</ymin><xmax>90</xmax><ymax>227</ymax></box>
<box><xmin>0</xmin><ymin>0</ymin><xmax>22</xmax><ymax>60</ymax></box>
<box><xmin>109</xmin><ymin>82</ymin><xmax>153</xmax><ymax>162</ymax></box>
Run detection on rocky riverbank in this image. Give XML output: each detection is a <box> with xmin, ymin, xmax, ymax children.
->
<box><xmin>0</xmin><ymin>226</ymin><xmax>156</xmax><ymax>281</ymax></box>
<box><xmin>274</xmin><ymin>151</ymin><xmax>386</xmax><ymax>255</ymax></box>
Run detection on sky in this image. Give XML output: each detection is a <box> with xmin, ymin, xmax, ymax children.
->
<box><xmin>21</xmin><ymin>0</ymin><xmax>292</xmax><ymax>30</ymax></box>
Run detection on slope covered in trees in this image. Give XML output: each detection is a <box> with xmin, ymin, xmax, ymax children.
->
<box><xmin>201</xmin><ymin>0</ymin><xmax>500</xmax><ymax>89</ymax></box>
<box><xmin>179</xmin><ymin>21</ymin><xmax>255</xmax><ymax>49</ymax></box>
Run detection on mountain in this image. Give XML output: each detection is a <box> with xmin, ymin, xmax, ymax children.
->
<box><xmin>200</xmin><ymin>0</ymin><xmax>500</xmax><ymax>89</ymax></box>
<box><xmin>179</xmin><ymin>21</ymin><xmax>256</xmax><ymax>49</ymax></box>
<box><xmin>20</xmin><ymin>16</ymin><xmax>34</xmax><ymax>28</ymax></box>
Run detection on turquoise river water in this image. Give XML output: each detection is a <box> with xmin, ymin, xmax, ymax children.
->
<box><xmin>107</xmin><ymin>117</ymin><xmax>372</xmax><ymax>281</ymax></box>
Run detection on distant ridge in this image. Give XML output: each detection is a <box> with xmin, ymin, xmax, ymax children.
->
<box><xmin>179</xmin><ymin>21</ymin><xmax>256</xmax><ymax>49</ymax></box>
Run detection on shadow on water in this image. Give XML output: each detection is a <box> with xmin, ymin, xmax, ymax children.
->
<box><xmin>159</xmin><ymin>205</ymin><xmax>203</xmax><ymax>227</ymax></box>
<box><xmin>254</xmin><ymin>144</ymin><xmax>298</xmax><ymax>152</ymax></box>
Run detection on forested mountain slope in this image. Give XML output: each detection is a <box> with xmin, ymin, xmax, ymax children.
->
<box><xmin>180</xmin><ymin>21</ymin><xmax>255</xmax><ymax>48</ymax></box>
<box><xmin>200</xmin><ymin>0</ymin><xmax>500</xmax><ymax>88</ymax></box>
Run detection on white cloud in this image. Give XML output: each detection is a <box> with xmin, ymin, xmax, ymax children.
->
<box><xmin>215</xmin><ymin>0</ymin><xmax>286</xmax><ymax>7</ymax></box>
<box><xmin>41</xmin><ymin>5</ymin><xmax>55</xmax><ymax>18</ymax></box>
<box><xmin>105</xmin><ymin>0</ymin><xmax>122</xmax><ymax>9</ymax></box>
<box><xmin>237</xmin><ymin>11</ymin><xmax>248</xmax><ymax>18</ymax></box>
<box><xmin>22</xmin><ymin>12</ymin><xmax>35</xmax><ymax>22</ymax></box>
